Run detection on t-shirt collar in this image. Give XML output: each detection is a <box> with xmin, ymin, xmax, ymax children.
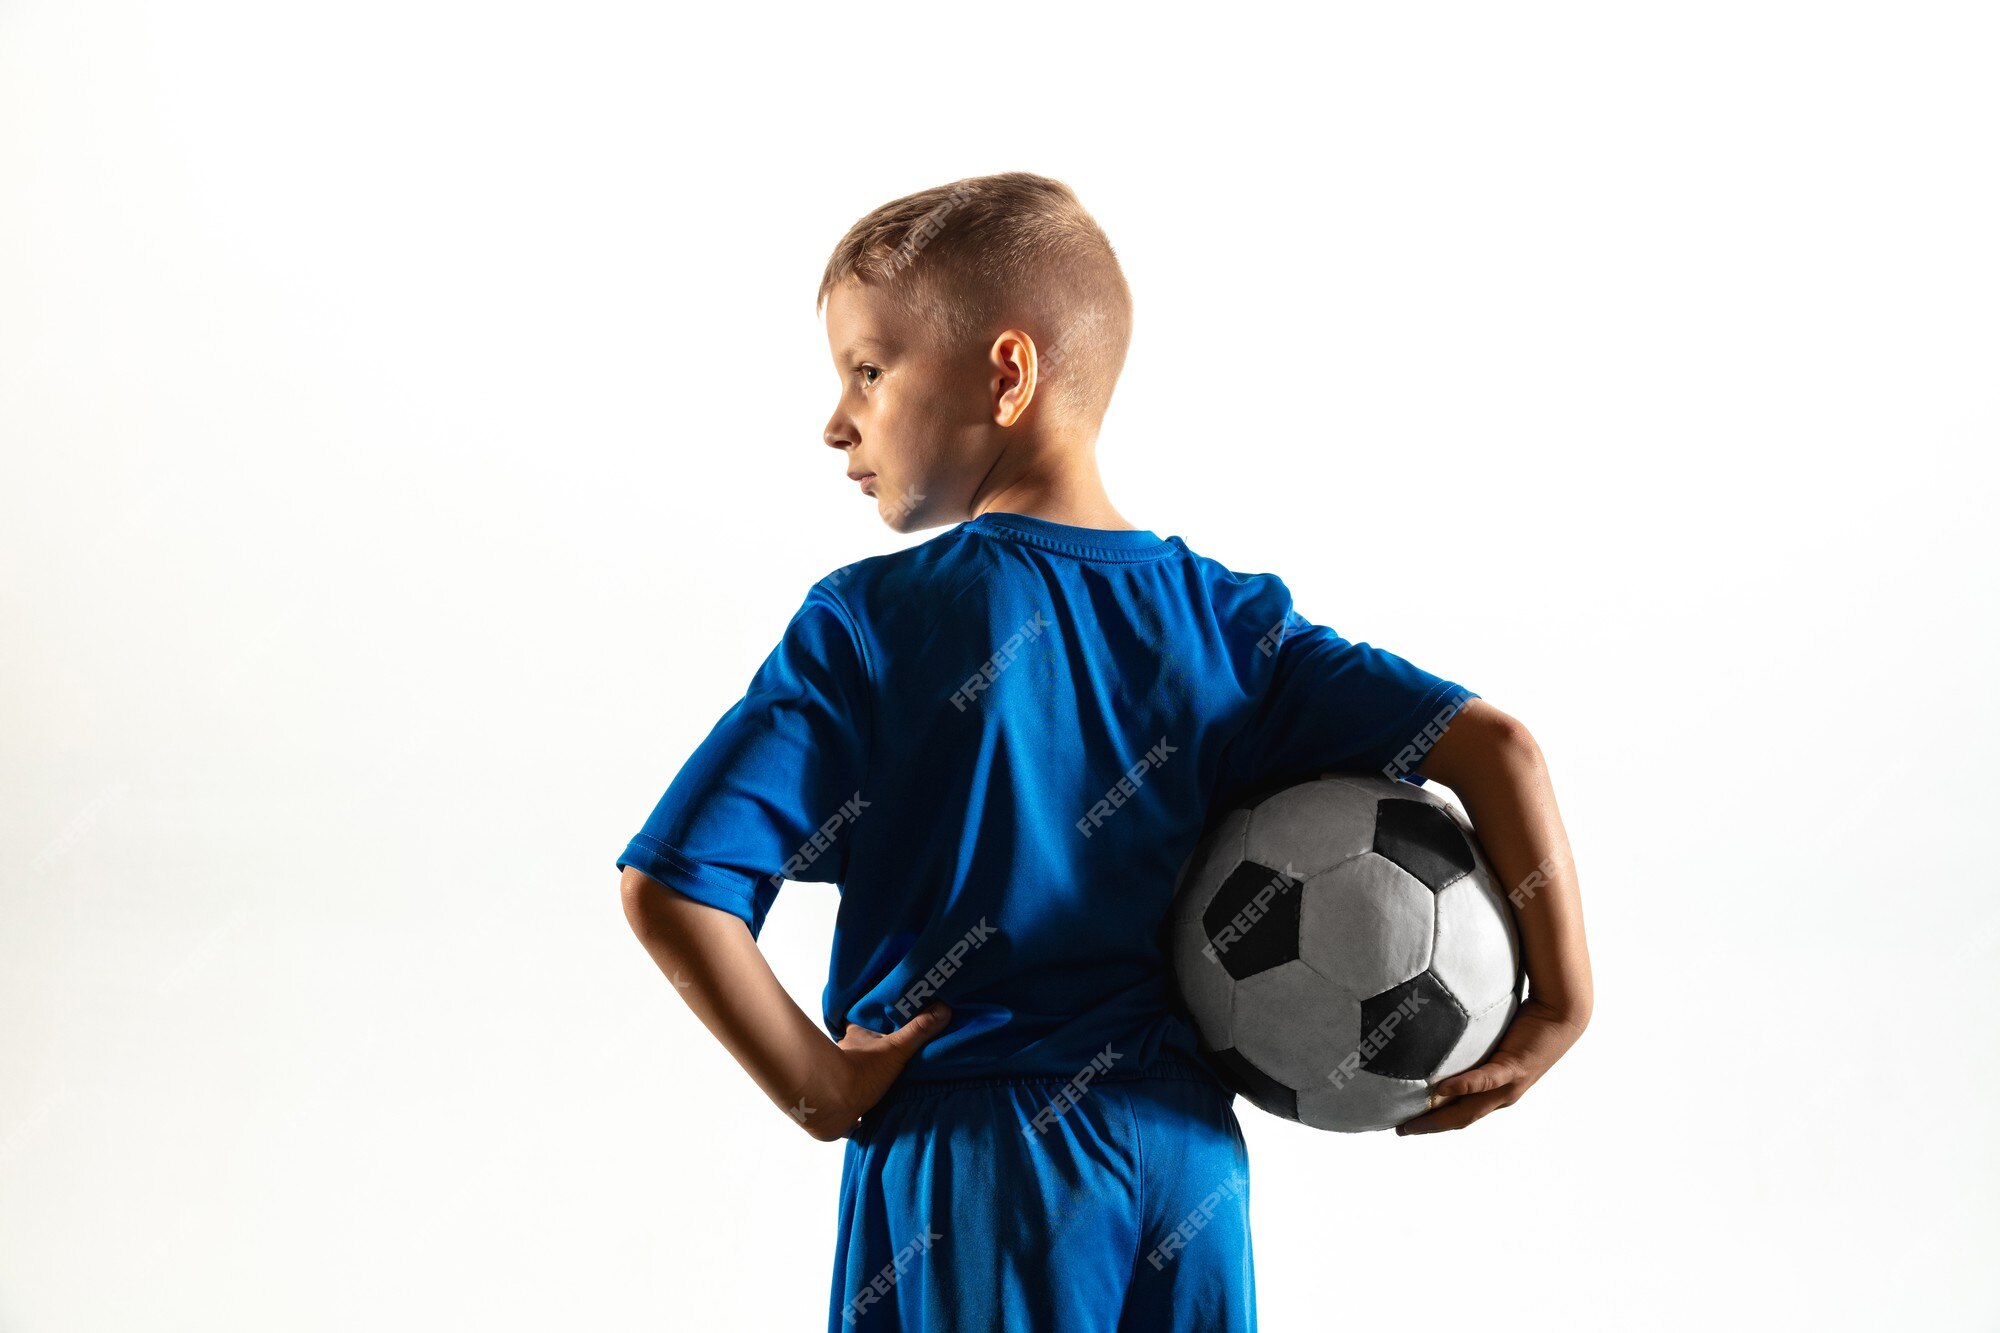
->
<box><xmin>961</xmin><ymin>510</ymin><xmax>1175</xmax><ymax>561</ymax></box>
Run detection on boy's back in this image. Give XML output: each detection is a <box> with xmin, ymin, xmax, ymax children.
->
<box><xmin>619</xmin><ymin>509</ymin><xmax>1470</xmax><ymax>1082</ymax></box>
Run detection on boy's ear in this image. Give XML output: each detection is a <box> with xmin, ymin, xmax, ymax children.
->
<box><xmin>989</xmin><ymin>329</ymin><xmax>1039</xmax><ymax>428</ymax></box>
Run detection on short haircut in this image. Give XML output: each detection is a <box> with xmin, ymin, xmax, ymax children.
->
<box><xmin>818</xmin><ymin>172</ymin><xmax>1134</xmax><ymax>425</ymax></box>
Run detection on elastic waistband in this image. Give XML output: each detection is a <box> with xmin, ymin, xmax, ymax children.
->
<box><xmin>874</xmin><ymin>1052</ymin><xmax>1225</xmax><ymax>1109</ymax></box>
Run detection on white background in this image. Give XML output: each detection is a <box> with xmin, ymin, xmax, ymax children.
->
<box><xmin>3</xmin><ymin>2</ymin><xmax>1995</xmax><ymax>1329</ymax></box>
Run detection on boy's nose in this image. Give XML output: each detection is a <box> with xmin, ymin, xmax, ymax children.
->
<box><xmin>824</xmin><ymin>419</ymin><xmax>856</xmax><ymax>451</ymax></box>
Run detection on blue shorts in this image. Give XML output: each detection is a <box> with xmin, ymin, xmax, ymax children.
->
<box><xmin>828</xmin><ymin>1052</ymin><xmax>1257</xmax><ymax>1332</ymax></box>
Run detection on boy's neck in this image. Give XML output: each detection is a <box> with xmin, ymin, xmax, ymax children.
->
<box><xmin>970</xmin><ymin>488</ymin><xmax>1135</xmax><ymax>532</ymax></box>
<box><xmin>968</xmin><ymin>440</ymin><xmax>1136</xmax><ymax>531</ymax></box>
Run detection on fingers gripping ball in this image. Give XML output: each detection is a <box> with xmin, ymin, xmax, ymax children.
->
<box><xmin>1167</xmin><ymin>773</ymin><xmax>1523</xmax><ymax>1132</ymax></box>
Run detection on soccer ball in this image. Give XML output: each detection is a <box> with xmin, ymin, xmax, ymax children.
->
<box><xmin>1167</xmin><ymin>772</ymin><xmax>1524</xmax><ymax>1132</ymax></box>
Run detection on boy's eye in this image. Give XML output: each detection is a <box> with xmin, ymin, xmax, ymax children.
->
<box><xmin>860</xmin><ymin>365</ymin><xmax>882</xmax><ymax>386</ymax></box>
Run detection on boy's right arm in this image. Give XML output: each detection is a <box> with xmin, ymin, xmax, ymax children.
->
<box><xmin>620</xmin><ymin>866</ymin><xmax>952</xmax><ymax>1141</ymax></box>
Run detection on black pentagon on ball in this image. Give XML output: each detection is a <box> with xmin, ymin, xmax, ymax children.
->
<box><xmin>1200</xmin><ymin>861</ymin><xmax>1305</xmax><ymax>980</ymax></box>
<box><xmin>1373</xmin><ymin>799</ymin><xmax>1476</xmax><ymax>892</ymax></box>
<box><xmin>1357</xmin><ymin>971</ymin><xmax>1468</xmax><ymax>1081</ymax></box>
<box><xmin>1206</xmin><ymin>1046</ymin><xmax>1299</xmax><ymax>1121</ymax></box>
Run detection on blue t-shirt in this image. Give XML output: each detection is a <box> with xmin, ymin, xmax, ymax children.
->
<box><xmin>618</xmin><ymin>511</ymin><xmax>1475</xmax><ymax>1080</ymax></box>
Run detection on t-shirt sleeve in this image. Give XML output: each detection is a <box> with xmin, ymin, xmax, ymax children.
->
<box><xmin>1216</xmin><ymin>595</ymin><xmax>1477</xmax><ymax>807</ymax></box>
<box><xmin>616</xmin><ymin>580</ymin><xmax>872</xmax><ymax>940</ymax></box>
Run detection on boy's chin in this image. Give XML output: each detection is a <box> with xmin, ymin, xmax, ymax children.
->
<box><xmin>873</xmin><ymin>489</ymin><xmax>941</xmax><ymax>534</ymax></box>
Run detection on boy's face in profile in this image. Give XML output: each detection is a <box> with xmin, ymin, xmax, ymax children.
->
<box><xmin>823</xmin><ymin>278</ymin><xmax>995</xmax><ymax>534</ymax></box>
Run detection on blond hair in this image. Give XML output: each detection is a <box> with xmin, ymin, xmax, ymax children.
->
<box><xmin>818</xmin><ymin>172</ymin><xmax>1134</xmax><ymax>424</ymax></box>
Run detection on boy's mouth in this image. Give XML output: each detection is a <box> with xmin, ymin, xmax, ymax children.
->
<box><xmin>848</xmin><ymin>471</ymin><xmax>877</xmax><ymax>495</ymax></box>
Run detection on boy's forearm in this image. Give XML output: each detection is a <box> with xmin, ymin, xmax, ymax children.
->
<box><xmin>619</xmin><ymin>866</ymin><xmax>842</xmax><ymax>1124</ymax></box>
<box><xmin>1418</xmin><ymin>701</ymin><xmax>1593</xmax><ymax>1026</ymax></box>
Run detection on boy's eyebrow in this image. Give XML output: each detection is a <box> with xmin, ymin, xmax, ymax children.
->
<box><xmin>839</xmin><ymin>335</ymin><xmax>893</xmax><ymax>359</ymax></box>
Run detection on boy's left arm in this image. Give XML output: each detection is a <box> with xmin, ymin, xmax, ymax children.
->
<box><xmin>1396</xmin><ymin>698</ymin><xmax>1593</xmax><ymax>1135</ymax></box>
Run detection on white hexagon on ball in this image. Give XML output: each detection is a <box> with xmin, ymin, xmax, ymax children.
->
<box><xmin>1241</xmin><ymin>780</ymin><xmax>1379</xmax><ymax>879</ymax></box>
<box><xmin>1298</xmin><ymin>854</ymin><xmax>1435</xmax><ymax>998</ymax></box>
<box><xmin>1431</xmin><ymin>874</ymin><xmax>1521</xmax><ymax>1015</ymax></box>
<box><xmin>1232</xmin><ymin>960</ymin><xmax>1360</xmax><ymax>1090</ymax></box>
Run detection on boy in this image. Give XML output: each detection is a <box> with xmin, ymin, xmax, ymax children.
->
<box><xmin>617</xmin><ymin>173</ymin><xmax>1592</xmax><ymax>1331</ymax></box>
